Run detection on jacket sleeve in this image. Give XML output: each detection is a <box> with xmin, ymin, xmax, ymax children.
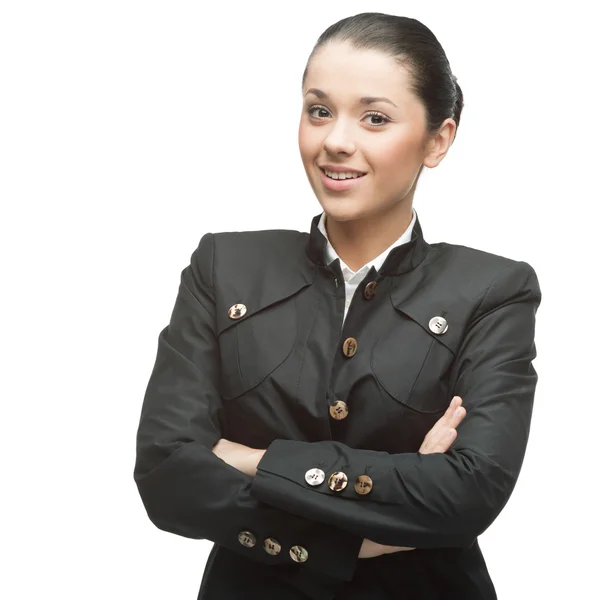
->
<box><xmin>133</xmin><ymin>233</ymin><xmax>363</xmax><ymax>596</ymax></box>
<box><xmin>249</xmin><ymin>260</ymin><xmax>542</xmax><ymax>549</ymax></box>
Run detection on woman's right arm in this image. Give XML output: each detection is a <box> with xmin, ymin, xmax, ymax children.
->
<box><xmin>133</xmin><ymin>233</ymin><xmax>364</xmax><ymax>598</ymax></box>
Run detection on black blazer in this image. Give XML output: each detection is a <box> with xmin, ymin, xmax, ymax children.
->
<box><xmin>133</xmin><ymin>211</ymin><xmax>542</xmax><ymax>600</ymax></box>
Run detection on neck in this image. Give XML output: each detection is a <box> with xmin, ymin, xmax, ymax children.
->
<box><xmin>325</xmin><ymin>201</ymin><xmax>414</xmax><ymax>272</ymax></box>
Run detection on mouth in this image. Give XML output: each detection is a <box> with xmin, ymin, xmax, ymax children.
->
<box><xmin>319</xmin><ymin>167</ymin><xmax>367</xmax><ymax>180</ymax></box>
<box><xmin>318</xmin><ymin>166</ymin><xmax>367</xmax><ymax>191</ymax></box>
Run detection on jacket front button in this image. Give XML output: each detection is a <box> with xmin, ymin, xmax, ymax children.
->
<box><xmin>329</xmin><ymin>400</ymin><xmax>349</xmax><ymax>420</ymax></box>
<box><xmin>354</xmin><ymin>474</ymin><xmax>374</xmax><ymax>495</ymax></box>
<box><xmin>228</xmin><ymin>303</ymin><xmax>247</xmax><ymax>319</ymax></box>
<box><xmin>290</xmin><ymin>545</ymin><xmax>308</xmax><ymax>562</ymax></box>
<box><xmin>238</xmin><ymin>530</ymin><xmax>257</xmax><ymax>548</ymax></box>
<box><xmin>364</xmin><ymin>281</ymin><xmax>377</xmax><ymax>300</ymax></box>
<box><xmin>342</xmin><ymin>337</ymin><xmax>358</xmax><ymax>357</ymax></box>
<box><xmin>263</xmin><ymin>537</ymin><xmax>282</xmax><ymax>555</ymax></box>
<box><xmin>305</xmin><ymin>468</ymin><xmax>325</xmax><ymax>486</ymax></box>
<box><xmin>428</xmin><ymin>316</ymin><xmax>448</xmax><ymax>334</ymax></box>
<box><xmin>328</xmin><ymin>471</ymin><xmax>348</xmax><ymax>491</ymax></box>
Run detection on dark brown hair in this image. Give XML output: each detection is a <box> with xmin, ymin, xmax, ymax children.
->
<box><xmin>302</xmin><ymin>12</ymin><xmax>464</xmax><ymax>138</ymax></box>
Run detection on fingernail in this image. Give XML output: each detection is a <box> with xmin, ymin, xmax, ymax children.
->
<box><xmin>454</xmin><ymin>407</ymin><xmax>462</xmax><ymax>417</ymax></box>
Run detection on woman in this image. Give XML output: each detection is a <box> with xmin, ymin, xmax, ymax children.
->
<box><xmin>134</xmin><ymin>12</ymin><xmax>541</xmax><ymax>600</ymax></box>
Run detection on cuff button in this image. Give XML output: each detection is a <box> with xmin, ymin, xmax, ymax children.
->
<box><xmin>305</xmin><ymin>468</ymin><xmax>326</xmax><ymax>486</ymax></box>
<box><xmin>290</xmin><ymin>545</ymin><xmax>308</xmax><ymax>563</ymax></box>
<box><xmin>237</xmin><ymin>530</ymin><xmax>257</xmax><ymax>548</ymax></box>
<box><xmin>263</xmin><ymin>537</ymin><xmax>282</xmax><ymax>555</ymax></box>
<box><xmin>354</xmin><ymin>474</ymin><xmax>373</xmax><ymax>495</ymax></box>
<box><xmin>328</xmin><ymin>471</ymin><xmax>349</xmax><ymax>491</ymax></box>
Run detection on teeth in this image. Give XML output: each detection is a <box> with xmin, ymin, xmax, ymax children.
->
<box><xmin>324</xmin><ymin>169</ymin><xmax>365</xmax><ymax>180</ymax></box>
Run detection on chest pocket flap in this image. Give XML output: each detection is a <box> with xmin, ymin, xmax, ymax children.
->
<box><xmin>215</xmin><ymin>268</ymin><xmax>314</xmax><ymax>400</ymax></box>
<box><xmin>371</xmin><ymin>288</ymin><xmax>473</xmax><ymax>413</ymax></box>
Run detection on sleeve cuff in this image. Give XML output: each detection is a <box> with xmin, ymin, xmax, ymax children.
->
<box><xmin>250</xmin><ymin>439</ymin><xmax>363</xmax><ymax>582</ymax></box>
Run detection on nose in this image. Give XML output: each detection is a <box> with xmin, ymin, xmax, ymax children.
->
<box><xmin>323</xmin><ymin>119</ymin><xmax>356</xmax><ymax>156</ymax></box>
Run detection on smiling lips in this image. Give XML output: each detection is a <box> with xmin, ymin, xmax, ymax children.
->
<box><xmin>319</xmin><ymin>166</ymin><xmax>367</xmax><ymax>191</ymax></box>
<box><xmin>322</xmin><ymin>168</ymin><xmax>366</xmax><ymax>180</ymax></box>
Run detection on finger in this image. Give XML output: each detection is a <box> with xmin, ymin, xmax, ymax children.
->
<box><xmin>388</xmin><ymin>546</ymin><xmax>416</xmax><ymax>553</ymax></box>
<box><xmin>430</xmin><ymin>427</ymin><xmax>457</xmax><ymax>454</ymax></box>
<box><xmin>442</xmin><ymin>396</ymin><xmax>464</xmax><ymax>428</ymax></box>
<box><xmin>421</xmin><ymin>425</ymin><xmax>457</xmax><ymax>455</ymax></box>
<box><xmin>430</xmin><ymin>409</ymin><xmax>463</xmax><ymax>452</ymax></box>
<box><xmin>442</xmin><ymin>398</ymin><xmax>466</xmax><ymax>432</ymax></box>
<box><xmin>450</xmin><ymin>405</ymin><xmax>466</xmax><ymax>428</ymax></box>
<box><xmin>422</xmin><ymin>396</ymin><xmax>462</xmax><ymax>447</ymax></box>
<box><xmin>423</xmin><ymin>396</ymin><xmax>460</xmax><ymax>443</ymax></box>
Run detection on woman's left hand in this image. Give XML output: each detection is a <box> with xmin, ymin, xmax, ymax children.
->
<box><xmin>212</xmin><ymin>438</ymin><xmax>265</xmax><ymax>477</ymax></box>
<box><xmin>213</xmin><ymin>395</ymin><xmax>465</xmax><ymax>478</ymax></box>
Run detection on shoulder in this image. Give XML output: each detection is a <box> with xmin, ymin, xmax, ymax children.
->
<box><xmin>194</xmin><ymin>227</ymin><xmax>307</xmax><ymax>259</ymax></box>
<box><xmin>212</xmin><ymin>227</ymin><xmax>307</xmax><ymax>265</ymax></box>
<box><xmin>188</xmin><ymin>229</ymin><xmax>314</xmax><ymax>332</ymax></box>
<box><xmin>429</xmin><ymin>241</ymin><xmax>541</xmax><ymax>316</ymax></box>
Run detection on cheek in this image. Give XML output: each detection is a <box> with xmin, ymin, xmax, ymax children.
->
<box><xmin>368</xmin><ymin>136</ymin><xmax>420</xmax><ymax>180</ymax></box>
<box><xmin>298</xmin><ymin>120</ymin><xmax>322</xmax><ymax>159</ymax></box>
<box><xmin>298</xmin><ymin>131</ymin><xmax>308</xmax><ymax>160</ymax></box>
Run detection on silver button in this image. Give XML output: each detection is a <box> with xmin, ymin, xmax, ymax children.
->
<box><xmin>428</xmin><ymin>316</ymin><xmax>448</xmax><ymax>335</ymax></box>
<box><xmin>305</xmin><ymin>468</ymin><xmax>325</xmax><ymax>486</ymax></box>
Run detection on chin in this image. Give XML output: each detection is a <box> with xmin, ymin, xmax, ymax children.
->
<box><xmin>318</xmin><ymin>199</ymin><xmax>370</xmax><ymax>222</ymax></box>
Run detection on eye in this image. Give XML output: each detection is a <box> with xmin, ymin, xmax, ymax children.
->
<box><xmin>307</xmin><ymin>105</ymin><xmax>331</xmax><ymax>120</ymax></box>
<box><xmin>306</xmin><ymin>105</ymin><xmax>391</xmax><ymax>127</ymax></box>
<box><xmin>363</xmin><ymin>111</ymin><xmax>390</xmax><ymax>127</ymax></box>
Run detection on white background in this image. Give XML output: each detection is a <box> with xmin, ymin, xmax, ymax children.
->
<box><xmin>1</xmin><ymin>1</ymin><xmax>598</xmax><ymax>598</ymax></box>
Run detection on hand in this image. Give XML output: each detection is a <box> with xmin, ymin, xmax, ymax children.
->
<box><xmin>359</xmin><ymin>538</ymin><xmax>416</xmax><ymax>559</ymax></box>
<box><xmin>418</xmin><ymin>395</ymin><xmax>465</xmax><ymax>454</ymax></box>
<box><xmin>359</xmin><ymin>395</ymin><xmax>466</xmax><ymax>559</ymax></box>
<box><xmin>211</xmin><ymin>438</ymin><xmax>265</xmax><ymax>477</ymax></box>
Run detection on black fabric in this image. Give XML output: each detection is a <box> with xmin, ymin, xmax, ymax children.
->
<box><xmin>134</xmin><ymin>211</ymin><xmax>541</xmax><ymax>599</ymax></box>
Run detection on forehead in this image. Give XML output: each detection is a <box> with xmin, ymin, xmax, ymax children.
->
<box><xmin>304</xmin><ymin>41</ymin><xmax>414</xmax><ymax>104</ymax></box>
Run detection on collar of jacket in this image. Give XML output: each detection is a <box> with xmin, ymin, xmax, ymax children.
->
<box><xmin>217</xmin><ymin>211</ymin><xmax>458</xmax><ymax>353</ymax></box>
<box><xmin>305</xmin><ymin>210</ymin><xmax>430</xmax><ymax>278</ymax></box>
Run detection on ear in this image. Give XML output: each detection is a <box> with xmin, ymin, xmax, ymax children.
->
<box><xmin>422</xmin><ymin>118</ymin><xmax>457</xmax><ymax>168</ymax></box>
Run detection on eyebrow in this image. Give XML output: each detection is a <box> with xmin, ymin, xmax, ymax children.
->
<box><xmin>304</xmin><ymin>87</ymin><xmax>398</xmax><ymax>108</ymax></box>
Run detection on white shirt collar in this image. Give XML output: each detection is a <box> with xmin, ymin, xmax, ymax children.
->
<box><xmin>317</xmin><ymin>208</ymin><xmax>417</xmax><ymax>283</ymax></box>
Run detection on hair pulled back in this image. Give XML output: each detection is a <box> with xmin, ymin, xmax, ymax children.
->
<box><xmin>302</xmin><ymin>12</ymin><xmax>463</xmax><ymax>138</ymax></box>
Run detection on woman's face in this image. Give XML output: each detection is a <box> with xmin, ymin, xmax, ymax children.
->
<box><xmin>299</xmin><ymin>41</ymin><xmax>447</xmax><ymax>223</ymax></box>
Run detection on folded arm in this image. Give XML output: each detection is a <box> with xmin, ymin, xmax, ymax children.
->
<box><xmin>250</xmin><ymin>261</ymin><xmax>542</xmax><ymax>549</ymax></box>
<box><xmin>133</xmin><ymin>233</ymin><xmax>363</xmax><ymax>598</ymax></box>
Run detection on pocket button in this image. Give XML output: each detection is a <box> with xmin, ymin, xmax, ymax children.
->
<box><xmin>228</xmin><ymin>303</ymin><xmax>247</xmax><ymax>319</ymax></box>
<box><xmin>428</xmin><ymin>316</ymin><xmax>448</xmax><ymax>335</ymax></box>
